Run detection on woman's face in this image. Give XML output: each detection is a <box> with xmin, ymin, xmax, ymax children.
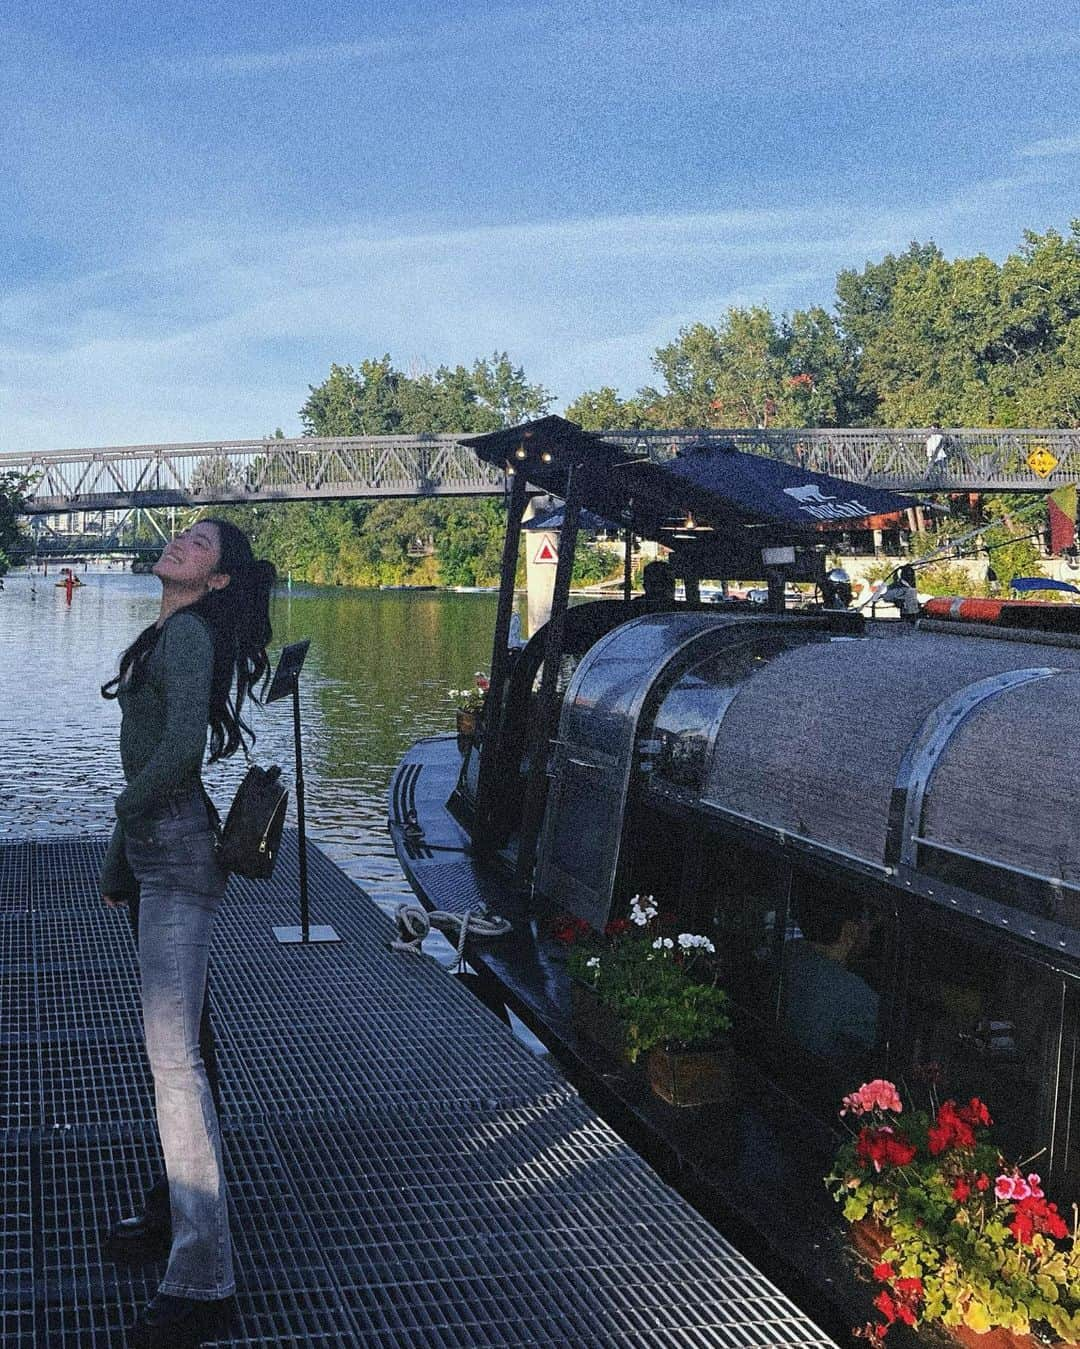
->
<box><xmin>152</xmin><ymin>522</ymin><xmax>228</xmax><ymax>592</ymax></box>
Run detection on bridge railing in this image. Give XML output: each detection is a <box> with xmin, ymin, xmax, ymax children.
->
<box><xmin>602</xmin><ymin>427</ymin><xmax>1080</xmax><ymax>491</ymax></box>
<box><xmin>4</xmin><ymin>435</ymin><xmax>506</xmax><ymax>513</ymax></box>
<box><xmin>2</xmin><ymin>427</ymin><xmax>1078</xmax><ymax>513</ymax></box>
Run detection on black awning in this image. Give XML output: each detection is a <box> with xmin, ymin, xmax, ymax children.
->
<box><xmin>462</xmin><ymin>417</ymin><xmax>918</xmax><ymax>577</ymax></box>
<box><xmin>646</xmin><ymin>438</ymin><xmax>916</xmax><ymax>528</ymax></box>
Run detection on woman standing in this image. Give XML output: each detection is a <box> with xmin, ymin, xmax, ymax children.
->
<box><xmin>99</xmin><ymin>519</ymin><xmax>274</xmax><ymax>1348</ymax></box>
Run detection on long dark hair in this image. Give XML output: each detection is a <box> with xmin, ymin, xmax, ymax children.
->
<box><xmin>102</xmin><ymin>519</ymin><xmax>277</xmax><ymax>762</ymax></box>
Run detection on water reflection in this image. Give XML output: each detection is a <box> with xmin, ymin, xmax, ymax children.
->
<box><xmin>0</xmin><ymin>569</ymin><xmax>513</xmax><ymax>910</ymax></box>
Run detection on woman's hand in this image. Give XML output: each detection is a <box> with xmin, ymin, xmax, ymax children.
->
<box><xmin>102</xmin><ymin>893</ymin><xmax>129</xmax><ymax>909</ymax></box>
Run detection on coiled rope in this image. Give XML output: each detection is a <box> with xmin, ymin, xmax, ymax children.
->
<box><xmin>390</xmin><ymin>903</ymin><xmax>512</xmax><ymax>969</ymax></box>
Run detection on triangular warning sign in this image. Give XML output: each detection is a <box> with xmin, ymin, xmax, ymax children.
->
<box><xmin>533</xmin><ymin>536</ymin><xmax>559</xmax><ymax>564</ymax></box>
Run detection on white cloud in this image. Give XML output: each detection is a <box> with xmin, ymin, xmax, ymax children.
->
<box><xmin>165</xmin><ymin>35</ymin><xmax>411</xmax><ymax>78</ymax></box>
<box><xmin>1019</xmin><ymin>133</ymin><xmax>1080</xmax><ymax>158</ymax></box>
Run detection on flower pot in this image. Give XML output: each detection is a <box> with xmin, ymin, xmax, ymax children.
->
<box><xmin>455</xmin><ymin>709</ymin><xmax>479</xmax><ymax>753</ymax></box>
<box><xmin>848</xmin><ymin>1221</ymin><xmax>1067</xmax><ymax>1349</ymax></box>
<box><xmin>569</xmin><ymin>981</ymin><xmax>634</xmax><ymax>1065</ymax></box>
<box><xmin>949</xmin><ymin>1328</ymin><xmax>1062</xmax><ymax>1349</ymax></box>
<box><xmin>646</xmin><ymin>1040</ymin><xmax>734</xmax><ymax>1107</ymax></box>
<box><xmin>455</xmin><ymin>710</ymin><xmax>478</xmax><ymax>737</ymax></box>
<box><xmin>849</xmin><ymin>1216</ymin><xmax>895</xmax><ymax>1263</ymax></box>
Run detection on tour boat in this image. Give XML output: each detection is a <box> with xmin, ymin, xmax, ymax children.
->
<box><xmin>389</xmin><ymin>417</ymin><xmax>1080</xmax><ymax>1338</ymax></box>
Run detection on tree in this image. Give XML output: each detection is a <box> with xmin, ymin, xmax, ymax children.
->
<box><xmin>832</xmin><ymin>225</ymin><xmax>1080</xmax><ymax>427</ymax></box>
<box><xmin>0</xmin><ymin>471</ymin><xmax>29</xmax><ymax>576</ymax></box>
<box><xmin>563</xmin><ymin>386</ymin><xmax>652</xmax><ymax>430</ymax></box>
<box><xmin>289</xmin><ymin>351</ymin><xmax>550</xmax><ymax>585</ymax></box>
<box><xmin>645</xmin><ymin>312</ymin><xmax>784</xmax><ymax>427</ymax></box>
<box><xmin>435</xmin><ymin>499</ymin><xmax>507</xmax><ymax>587</ymax></box>
<box><xmin>299</xmin><ymin>358</ymin><xmax>405</xmax><ymax>436</ymax></box>
<box><xmin>835</xmin><ymin>243</ymin><xmax>944</xmax><ymax>383</ymax></box>
<box><xmin>300</xmin><ymin>351</ymin><xmax>551</xmax><ymax>438</ymax></box>
<box><xmin>781</xmin><ymin>306</ymin><xmax>866</xmax><ymax>426</ymax></box>
<box><xmin>573</xmin><ymin>306</ymin><xmax>861</xmax><ymax>431</ymax></box>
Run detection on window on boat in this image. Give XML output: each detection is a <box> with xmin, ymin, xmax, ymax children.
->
<box><xmin>700</xmin><ymin>838</ymin><xmax>791</xmax><ymax>1030</ymax></box>
<box><xmin>681</xmin><ymin>841</ymin><xmax>887</xmax><ymax>1099</ymax></box>
<box><xmin>775</xmin><ymin>870</ymin><xmax>886</xmax><ymax>1079</ymax></box>
<box><xmin>643</xmin><ymin>635</ymin><xmax>831</xmax><ymax>795</ymax></box>
<box><xmin>916</xmin><ymin>842</ymin><xmax>1080</xmax><ymax>933</ymax></box>
<box><xmin>893</xmin><ymin>917</ymin><xmax>1064</xmax><ymax>1173</ymax></box>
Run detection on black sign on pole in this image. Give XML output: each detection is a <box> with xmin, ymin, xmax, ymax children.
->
<box><xmin>268</xmin><ymin>640</ymin><xmax>340</xmax><ymax>946</ymax></box>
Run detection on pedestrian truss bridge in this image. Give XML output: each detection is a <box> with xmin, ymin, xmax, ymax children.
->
<box><xmin>4</xmin><ymin>427</ymin><xmax>1080</xmax><ymax>515</ymax></box>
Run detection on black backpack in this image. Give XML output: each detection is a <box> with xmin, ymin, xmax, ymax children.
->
<box><xmin>206</xmin><ymin>765</ymin><xmax>289</xmax><ymax>879</ymax></box>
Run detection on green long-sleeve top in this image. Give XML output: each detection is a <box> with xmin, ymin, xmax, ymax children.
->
<box><xmin>99</xmin><ymin>611</ymin><xmax>214</xmax><ymax>897</ymax></box>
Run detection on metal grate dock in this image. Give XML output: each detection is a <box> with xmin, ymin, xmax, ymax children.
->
<box><xmin>0</xmin><ymin>835</ymin><xmax>837</xmax><ymax>1348</ymax></box>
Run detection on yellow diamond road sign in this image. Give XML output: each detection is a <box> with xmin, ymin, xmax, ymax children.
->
<box><xmin>1028</xmin><ymin>446</ymin><xmax>1058</xmax><ymax>479</ymax></box>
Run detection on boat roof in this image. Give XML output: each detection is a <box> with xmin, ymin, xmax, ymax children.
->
<box><xmin>463</xmin><ymin>416</ymin><xmax>916</xmax><ymax>575</ymax></box>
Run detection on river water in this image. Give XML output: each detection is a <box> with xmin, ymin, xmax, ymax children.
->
<box><xmin>0</xmin><ymin>567</ymin><xmax>514</xmax><ymax>919</ymax></box>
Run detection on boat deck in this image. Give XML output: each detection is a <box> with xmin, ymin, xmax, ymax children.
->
<box><xmin>2</xmin><ymin>832</ymin><xmax>837</xmax><ymax>1348</ymax></box>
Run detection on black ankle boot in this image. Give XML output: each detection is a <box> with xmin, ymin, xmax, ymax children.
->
<box><xmin>105</xmin><ymin>1210</ymin><xmax>172</xmax><ymax>1262</ymax></box>
<box><xmin>128</xmin><ymin>1292</ymin><xmax>234</xmax><ymax>1348</ymax></box>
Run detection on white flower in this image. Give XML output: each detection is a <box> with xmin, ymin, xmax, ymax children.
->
<box><xmin>585</xmin><ymin>956</ymin><xmax>600</xmax><ymax>969</ymax></box>
<box><xmin>651</xmin><ymin>937</ymin><xmax>674</xmax><ymax>950</ymax></box>
<box><xmin>629</xmin><ymin>893</ymin><xmax>658</xmax><ymax>925</ymax></box>
<box><xmin>676</xmin><ymin>933</ymin><xmax>715</xmax><ymax>952</ymax></box>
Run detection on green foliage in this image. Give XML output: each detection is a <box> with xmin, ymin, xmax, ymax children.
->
<box><xmin>836</xmin><ymin>224</ymin><xmax>1080</xmax><ymax>426</ymax></box>
<box><xmin>568</xmin><ymin>220</ymin><xmax>1080</xmax><ymax>432</ymax></box>
<box><xmin>564</xmin><ymin>896</ymin><xmax>730</xmax><ymax>1062</ymax></box>
<box><xmin>829</xmin><ymin>1082</ymin><xmax>1080</xmax><ymax>1342</ymax></box>
<box><xmin>571</xmin><ymin>304</ymin><xmax>866</xmax><ymax>431</ymax></box>
<box><xmin>221</xmin><ymin>349</ymin><xmax>553</xmax><ymax>587</ymax></box>
<box><xmin>300</xmin><ymin>351</ymin><xmax>552</xmax><ymax>437</ymax></box>
<box><xmin>0</xmin><ymin>472</ymin><xmax>30</xmax><ymax>577</ymax></box>
<box><xmin>571</xmin><ymin>542</ymin><xmax>620</xmax><ymax>586</ymax></box>
<box><xmin>435</xmin><ymin>499</ymin><xmax>507</xmax><ymax>587</ymax></box>
<box><xmin>564</xmin><ymin>385</ymin><xmax>653</xmax><ymax>430</ymax></box>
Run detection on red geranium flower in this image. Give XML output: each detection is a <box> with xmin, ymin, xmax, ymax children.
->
<box><xmin>1009</xmin><ymin>1195</ymin><xmax>1069</xmax><ymax>1244</ymax></box>
<box><xmin>928</xmin><ymin>1100</ymin><xmax>977</xmax><ymax>1155</ymax></box>
<box><xmin>551</xmin><ymin>915</ymin><xmax>591</xmax><ymax>945</ymax></box>
<box><xmin>856</xmin><ymin>1126</ymin><xmax>917</xmax><ymax>1172</ymax></box>
<box><xmin>958</xmin><ymin>1097</ymin><xmax>992</xmax><ymax>1128</ymax></box>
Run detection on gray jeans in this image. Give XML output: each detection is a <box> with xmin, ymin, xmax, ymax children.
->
<box><xmin>125</xmin><ymin>787</ymin><xmax>235</xmax><ymax>1299</ymax></box>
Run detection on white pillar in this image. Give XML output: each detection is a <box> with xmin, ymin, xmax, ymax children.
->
<box><xmin>524</xmin><ymin>527</ymin><xmax>560</xmax><ymax>636</ymax></box>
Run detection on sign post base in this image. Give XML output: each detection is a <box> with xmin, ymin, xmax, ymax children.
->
<box><xmin>273</xmin><ymin>924</ymin><xmax>341</xmax><ymax>945</ymax></box>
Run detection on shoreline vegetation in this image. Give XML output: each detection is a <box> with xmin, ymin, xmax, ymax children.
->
<box><xmin>5</xmin><ymin>222</ymin><xmax>1078</xmax><ymax>589</ymax></box>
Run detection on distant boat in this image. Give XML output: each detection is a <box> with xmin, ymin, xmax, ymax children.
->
<box><xmin>451</xmin><ymin>585</ymin><xmax>499</xmax><ymax>593</ymax></box>
<box><xmin>379</xmin><ymin>584</ymin><xmax>438</xmax><ymax>591</ymax></box>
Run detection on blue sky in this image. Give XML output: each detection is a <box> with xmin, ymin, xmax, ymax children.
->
<box><xmin>1</xmin><ymin>0</ymin><xmax>1078</xmax><ymax>451</ymax></box>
